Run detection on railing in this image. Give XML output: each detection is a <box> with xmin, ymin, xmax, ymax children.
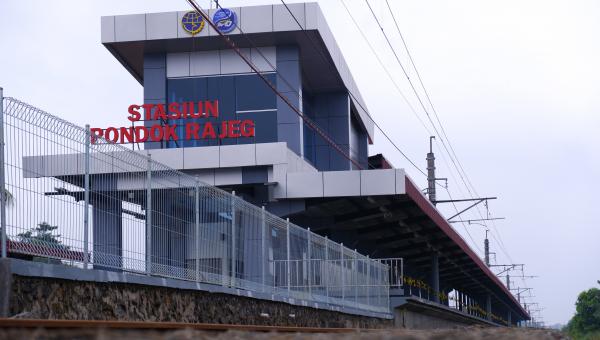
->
<box><xmin>0</xmin><ymin>93</ymin><xmax>397</xmax><ymax>315</ymax></box>
<box><xmin>377</xmin><ymin>258</ymin><xmax>404</xmax><ymax>288</ymax></box>
<box><xmin>271</xmin><ymin>258</ymin><xmax>396</xmax><ymax>312</ymax></box>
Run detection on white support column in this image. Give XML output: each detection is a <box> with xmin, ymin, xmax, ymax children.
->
<box><xmin>195</xmin><ymin>177</ymin><xmax>200</xmax><ymax>282</ymax></box>
<box><xmin>261</xmin><ymin>206</ymin><xmax>266</xmax><ymax>292</ymax></box>
<box><xmin>83</xmin><ymin>124</ymin><xmax>90</xmax><ymax>269</ymax></box>
<box><xmin>145</xmin><ymin>153</ymin><xmax>152</xmax><ymax>274</ymax></box>
<box><xmin>325</xmin><ymin>236</ymin><xmax>329</xmax><ymax>303</ymax></box>
<box><xmin>340</xmin><ymin>242</ymin><xmax>345</xmax><ymax>302</ymax></box>
<box><xmin>231</xmin><ymin>191</ymin><xmax>236</xmax><ymax>288</ymax></box>
<box><xmin>286</xmin><ymin>218</ymin><xmax>291</xmax><ymax>293</ymax></box>
<box><xmin>354</xmin><ymin>249</ymin><xmax>358</xmax><ymax>305</ymax></box>
<box><xmin>0</xmin><ymin>87</ymin><xmax>6</xmax><ymax>259</ymax></box>
<box><xmin>307</xmin><ymin>227</ymin><xmax>312</xmax><ymax>297</ymax></box>
<box><xmin>366</xmin><ymin>255</ymin><xmax>370</xmax><ymax>307</ymax></box>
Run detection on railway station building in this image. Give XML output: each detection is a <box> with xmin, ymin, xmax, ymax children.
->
<box><xmin>1</xmin><ymin>2</ymin><xmax>529</xmax><ymax>328</ymax></box>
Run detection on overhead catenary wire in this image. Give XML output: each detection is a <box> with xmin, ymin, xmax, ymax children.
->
<box><xmin>276</xmin><ymin>0</ymin><xmax>429</xmax><ymax>177</ymax></box>
<box><xmin>339</xmin><ymin>0</ymin><xmax>488</xmax><ymax>250</ymax></box>
<box><xmin>380</xmin><ymin>0</ymin><xmax>513</xmax><ymax>262</ymax></box>
<box><xmin>207</xmin><ymin>0</ymin><xmax>378</xmax><ymax>170</ymax></box>
<box><xmin>361</xmin><ymin>0</ymin><xmax>534</xmax><ymax>315</ymax></box>
<box><xmin>277</xmin><ymin>0</ymin><xmax>487</xmax><ymax>256</ymax></box>
<box><xmin>213</xmin><ymin>0</ymin><xmax>532</xmax><ymax>318</ymax></box>
<box><xmin>380</xmin><ymin>1</ymin><xmax>534</xmax><ymax>306</ymax></box>
<box><xmin>368</xmin><ymin>0</ymin><xmax>516</xmax><ymax>262</ymax></box>
<box><xmin>184</xmin><ymin>0</ymin><xmax>363</xmax><ymax>169</ymax></box>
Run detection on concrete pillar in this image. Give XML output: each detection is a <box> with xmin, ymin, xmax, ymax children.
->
<box><xmin>0</xmin><ymin>258</ymin><xmax>10</xmax><ymax>317</ymax></box>
<box><xmin>150</xmin><ymin>191</ymin><xmax>188</xmax><ymax>276</ymax></box>
<box><xmin>430</xmin><ymin>252</ymin><xmax>440</xmax><ymax>303</ymax></box>
<box><xmin>486</xmin><ymin>294</ymin><xmax>492</xmax><ymax>321</ymax></box>
<box><xmin>276</xmin><ymin>46</ymin><xmax>303</xmax><ymax>158</ymax></box>
<box><xmin>508</xmin><ymin>310</ymin><xmax>512</xmax><ymax>326</ymax></box>
<box><xmin>91</xmin><ymin>176</ymin><xmax>122</xmax><ymax>270</ymax></box>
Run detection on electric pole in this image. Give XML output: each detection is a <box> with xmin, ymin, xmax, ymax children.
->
<box><xmin>427</xmin><ymin>136</ymin><xmax>437</xmax><ymax>205</ymax></box>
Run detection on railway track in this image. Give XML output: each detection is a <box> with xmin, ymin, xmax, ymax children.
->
<box><xmin>0</xmin><ymin>318</ymin><xmax>359</xmax><ymax>333</ymax></box>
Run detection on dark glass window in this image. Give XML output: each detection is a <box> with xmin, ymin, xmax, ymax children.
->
<box><xmin>166</xmin><ymin>73</ymin><xmax>277</xmax><ymax>148</ymax></box>
<box><xmin>236</xmin><ymin>74</ymin><xmax>277</xmax><ymax>111</ymax></box>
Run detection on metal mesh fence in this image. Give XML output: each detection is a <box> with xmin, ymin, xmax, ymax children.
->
<box><xmin>0</xmin><ymin>95</ymin><xmax>397</xmax><ymax>314</ymax></box>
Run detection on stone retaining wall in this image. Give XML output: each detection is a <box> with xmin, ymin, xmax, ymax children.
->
<box><xmin>8</xmin><ymin>275</ymin><xmax>392</xmax><ymax>328</ymax></box>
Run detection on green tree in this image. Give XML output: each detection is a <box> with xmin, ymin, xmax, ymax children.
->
<box><xmin>17</xmin><ymin>222</ymin><xmax>69</xmax><ymax>250</ymax></box>
<box><xmin>565</xmin><ymin>282</ymin><xmax>600</xmax><ymax>339</ymax></box>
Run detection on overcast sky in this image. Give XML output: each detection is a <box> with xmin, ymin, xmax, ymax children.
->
<box><xmin>1</xmin><ymin>0</ymin><xmax>598</xmax><ymax>325</ymax></box>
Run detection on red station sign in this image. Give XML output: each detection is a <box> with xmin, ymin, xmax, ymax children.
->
<box><xmin>90</xmin><ymin>100</ymin><xmax>255</xmax><ymax>144</ymax></box>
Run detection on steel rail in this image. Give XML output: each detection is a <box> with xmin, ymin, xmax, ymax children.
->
<box><xmin>0</xmin><ymin>318</ymin><xmax>365</xmax><ymax>333</ymax></box>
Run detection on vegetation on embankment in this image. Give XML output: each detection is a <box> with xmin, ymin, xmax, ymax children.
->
<box><xmin>563</xmin><ymin>280</ymin><xmax>600</xmax><ymax>340</ymax></box>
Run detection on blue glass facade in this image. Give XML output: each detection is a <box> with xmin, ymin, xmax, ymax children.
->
<box><xmin>142</xmin><ymin>47</ymin><xmax>368</xmax><ymax>172</ymax></box>
<box><xmin>166</xmin><ymin>73</ymin><xmax>278</xmax><ymax>148</ymax></box>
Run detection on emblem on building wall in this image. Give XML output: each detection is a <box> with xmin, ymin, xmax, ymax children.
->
<box><xmin>212</xmin><ymin>8</ymin><xmax>237</xmax><ymax>33</ymax></box>
<box><xmin>181</xmin><ymin>11</ymin><xmax>205</xmax><ymax>36</ymax></box>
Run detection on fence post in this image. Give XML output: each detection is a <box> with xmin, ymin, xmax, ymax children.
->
<box><xmin>325</xmin><ymin>236</ymin><xmax>329</xmax><ymax>303</ymax></box>
<box><xmin>354</xmin><ymin>249</ymin><xmax>358</xmax><ymax>306</ymax></box>
<box><xmin>195</xmin><ymin>177</ymin><xmax>200</xmax><ymax>282</ymax></box>
<box><xmin>230</xmin><ymin>191</ymin><xmax>236</xmax><ymax>288</ymax></box>
<box><xmin>0</xmin><ymin>87</ymin><xmax>6</xmax><ymax>259</ymax></box>
<box><xmin>261</xmin><ymin>206</ymin><xmax>266</xmax><ymax>292</ymax></box>
<box><xmin>340</xmin><ymin>242</ymin><xmax>345</xmax><ymax>302</ymax></box>
<box><xmin>307</xmin><ymin>227</ymin><xmax>311</xmax><ymax>297</ymax></box>
<box><xmin>145</xmin><ymin>153</ymin><xmax>152</xmax><ymax>274</ymax></box>
<box><xmin>366</xmin><ymin>255</ymin><xmax>370</xmax><ymax>308</ymax></box>
<box><xmin>286</xmin><ymin>218</ymin><xmax>291</xmax><ymax>293</ymax></box>
<box><xmin>83</xmin><ymin>124</ymin><xmax>90</xmax><ymax>269</ymax></box>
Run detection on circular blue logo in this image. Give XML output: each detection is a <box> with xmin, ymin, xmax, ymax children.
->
<box><xmin>212</xmin><ymin>8</ymin><xmax>237</xmax><ymax>33</ymax></box>
<box><xmin>182</xmin><ymin>11</ymin><xmax>205</xmax><ymax>36</ymax></box>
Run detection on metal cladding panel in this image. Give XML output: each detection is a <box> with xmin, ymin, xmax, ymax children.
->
<box><xmin>242</xmin><ymin>166</ymin><xmax>268</xmax><ymax>184</ymax></box>
<box><xmin>287</xmin><ymin>172</ymin><xmax>324</xmax><ymax>198</ymax></box>
<box><xmin>143</xmin><ymin>67</ymin><xmax>166</xmax><ymax>100</ymax></box>
<box><xmin>214</xmin><ymin>167</ymin><xmax>243</xmax><ymax>185</ymax></box>
<box><xmin>323</xmin><ymin>170</ymin><xmax>360</xmax><ymax>197</ymax></box>
<box><xmin>147</xmin><ymin>148</ymin><xmax>184</xmax><ymax>169</ymax></box>
<box><xmin>190</xmin><ymin>50</ymin><xmax>221</xmax><ymax>76</ymax></box>
<box><xmin>114</xmin><ymin>14</ymin><xmax>146</xmax><ymax>42</ymax></box>
<box><xmin>360</xmin><ymin>169</ymin><xmax>396</xmax><ymax>196</ymax></box>
<box><xmin>166</xmin><ymin>52</ymin><xmax>190</xmax><ymax>78</ymax></box>
<box><xmin>219</xmin><ymin>49</ymin><xmax>251</xmax><ymax>74</ymax></box>
<box><xmin>183</xmin><ymin>146</ymin><xmax>219</xmax><ymax>169</ymax></box>
<box><xmin>145</xmin><ymin>53</ymin><xmax>166</xmax><ymax>69</ymax></box>
<box><xmin>239</xmin><ymin>5</ymin><xmax>273</xmax><ymax>34</ymax></box>
<box><xmin>101</xmin><ymin>16</ymin><xmax>115</xmax><ymax>43</ymax></box>
<box><xmin>250</xmin><ymin>47</ymin><xmax>277</xmax><ymax>72</ymax></box>
<box><xmin>304</xmin><ymin>2</ymin><xmax>319</xmax><ymax>30</ymax></box>
<box><xmin>219</xmin><ymin>144</ymin><xmax>256</xmax><ymax>168</ymax></box>
<box><xmin>146</xmin><ymin>12</ymin><xmax>178</xmax><ymax>40</ymax></box>
<box><xmin>277</xmin><ymin>124</ymin><xmax>302</xmax><ymax>156</ymax></box>
<box><xmin>273</xmin><ymin>3</ymin><xmax>305</xmax><ymax>31</ymax></box>
<box><xmin>256</xmin><ymin>142</ymin><xmax>287</xmax><ymax>165</ymax></box>
<box><xmin>395</xmin><ymin>169</ymin><xmax>406</xmax><ymax>194</ymax></box>
<box><xmin>194</xmin><ymin>169</ymin><xmax>216</xmax><ymax>185</ymax></box>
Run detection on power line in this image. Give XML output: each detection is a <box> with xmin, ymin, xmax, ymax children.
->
<box><xmin>381</xmin><ymin>0</ymin><xmax>515</xmax><ymax>264</ymax></box>
<box><xmin>276</xmin><ymin>0</ymin><xmax>429</xmax><ymax>177</ymax></box>
<box><xmin>374</xmin><ymin>2</ymin><xmax>534</xmax><ymax>307</ymax></box>
<box><xmin>210</xmin><ymin>0</ymin><xmax>373</xmax><ymax>169</ymax></box>
<box><xmin>184</xmin><ymin>0</ymin><xmax>363</xmax><ymax>169</ymax></box>
<box><xmin>372</xmin><ymin>0</ymin><xmax>517</xmax><ymax>263</ymax></box>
